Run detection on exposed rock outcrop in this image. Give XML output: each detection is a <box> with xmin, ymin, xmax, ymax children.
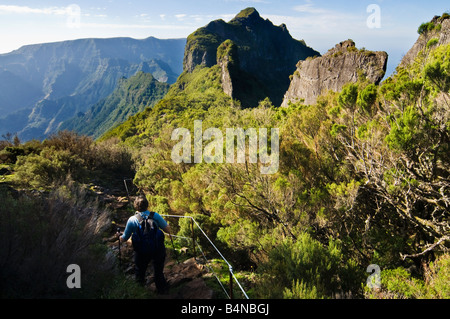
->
<box><xmin>183</xmin><ymin>7</ymin><xmax>320</xmax><ymax>107</ymax></box>
<box><xmin>400</xmin><ymin>14</ymin><xmax>450</xmax><ymax>68</ymax></box>
<box><xmin>217</xmin><ymin>40</ymin><xmax>239</xmax><ymax>98</ymax></box>
<box><xmin>282</xmin><ymin>40</ymin><xmax>388</xmax><ymax>107</ymax></box>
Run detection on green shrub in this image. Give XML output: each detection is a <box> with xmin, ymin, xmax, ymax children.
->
<box><xmin>427</xmin><ymin>38</ymin><xmax>439</xmax><ymax>49</ymax></box>
<box><xmin>418</xmin><ymin>22</ymin><xmax>436</xmax><ymax>34</ymax></box>
<box><xmin>14</xmin><ymin>147</ymin><xmax>87</xmax><ymax>188</ymax></box>
<box><xmin>283</xmin><ymin>280</ymin><xmax>321</xmax><ymax>299</ymax></box>
<box><xmin>365</xmin><ymin>254</ymin><xmax>450</xmax><ymax>299</ymax></box>
<box><xmin>177</xmin><ymin>214</ymin><xmax>222</xmax><ymax>255</ymax></box>
<box><xmin>382</xmin><ymin>268</ymin><xmax>424</xmax><ymax>298</ymax></box>
<box><xmin>422</xmin><ymin>254</ymin><xmax>450</xmax><ymax>299</ymax></box>
<box><xmin>0</xmin><ymin>139</ymin><xmax>43</xmax><ymax>164</ymax></box>
<box><xmin>254</xmin><ymin>233</ymin><xmax>363</xmax><ymax>299</ymax></box>
<box><xmin>357</xmin><ymin>84</ymin><xmax>378</xmax><ymax>114</ymax></box>
<box><xmin>385</xmin><ymin>106</ymin><xmax>420</xmax><ymax>152</ymax></box>
<box><xmin>364</xmin><ymin>268</ymin><xmax>422</xmax><ymax>299</ymax></box>
<box><xmin>0</xmin><ymin>182</ymin><xmax>114</xmax><ymax>298</ymax></box>
<box><xmin>0</xmin><ymin>147</ymin><xmax>25</xmax><ymax>164</ymax></box>
<box><xmin>43</xmin><ymin>130</ymin><xmax>94</xmax><ymax>166</ymax></box>
<box><xmin>338</xmin><ymin>83</ymin><xmax>358</xmax><ymax>110</ymax></box>
<box><xmin>91</xmin><ymin>137</ymin><xmax>134</xmax><ymax>175</ymax></box>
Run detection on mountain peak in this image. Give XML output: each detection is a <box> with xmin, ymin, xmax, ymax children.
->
<box><xmin>282</xmin><ymin>40</ymin><xmax>387</xmax><ymax>107</ymax></box>
<box><xmin>232</xmin><ymin>7</ymin><xmax>260</xmax><ymax>20</ymax></box>
<box><xmin>400</xmin><ymin>13</ymin><xmax>450</xmax><ymax>68</ymax></box>
<box><xmin>182</xmin><ymin>8</ymin><xmax>320</xmax><ymax>107</ymax></box>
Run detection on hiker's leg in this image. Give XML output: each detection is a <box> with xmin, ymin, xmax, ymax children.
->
<box><xmin>153</xmin><ymin>248</ymin><xmax>167</xmax><ymax>293</ymax></box>
<box><xmin>134</xmin><ymin>252</ymin><xmax>151</xmax><ymax>285</ymax></box>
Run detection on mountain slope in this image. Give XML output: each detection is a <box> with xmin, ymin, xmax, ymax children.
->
<box><xmin>183</xmin><ymin>7</ymin><xmax>320</xmax><ymax>107</ymax></box>
<box><xmin>0</xmin><ymin>69</ymin><xmax>43</xmax><ymax>116</ymax></box>
<box><xmin>60</xmin><ymin>72</ymin><xmax>170</xmax><ymax>139</ymax></box>
<box><xmin>400</xmin><ymin>13</ymin><xmax>450</xmax><ymax>68</ymax></box>
<box><xmin>0</xmin><ymin>37</ymin><xmax>186</xmax><ymax>140</ymax></box>
<box><xmin>100</xmin><ymin>8</ymin><xmax>320</xmax><ymax>143</ymax></box>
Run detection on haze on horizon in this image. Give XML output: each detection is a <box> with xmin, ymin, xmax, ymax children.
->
<box><xmin>0</xmin><ymin>0</ymin><xmax>449</xmax><ymax>77</ymax></box>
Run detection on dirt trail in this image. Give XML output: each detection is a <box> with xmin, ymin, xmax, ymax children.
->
<box><xmin>100</xmin><ymin>184</ymin><xmax>216</xmax><ymax>299</ymax></box>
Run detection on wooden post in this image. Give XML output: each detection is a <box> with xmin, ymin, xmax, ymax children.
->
<box><xmin>229</xmin><ymin>267</ymin><xmax>234</xmax><ymax>299</ymax></box>
<box><xmin>191</xmin><ymin>218</ymin><xmax>196</xmax><ymax>257</ymax></box>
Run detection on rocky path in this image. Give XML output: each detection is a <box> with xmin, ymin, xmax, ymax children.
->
<box><xmin>99</xmin><ymin>182</ymin><xmax>217</xmax><ymax>299</ymax></box>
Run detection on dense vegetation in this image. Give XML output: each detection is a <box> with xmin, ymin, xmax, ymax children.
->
<box><xmin>60</xmin><ymin>72</ymin><xmax>170</xmax><ymax>139</ymax></box>
<box><xmin>0</xmin><ymin>131</ymin><xmax>154</xmax><ymax>298</ymax></box>
<box><xmin>109</xmin><ymin>42</ymin><xmax>449</xmax><ymax>299</ymax></box>
<box><xmin>1</xmin><ymin>19</ymin><xmax>449</xmax><ymax>299</ymax></box>
<box><xmin>104</xmin><ymin>40</ymin><xmax>450</xmax><ymax>298</ymax></box>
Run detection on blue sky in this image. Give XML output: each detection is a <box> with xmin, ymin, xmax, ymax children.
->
<box><xmin>1</xmin><ymin>1</ymin><xmax>449</xmax><ymax>76</ymax></box>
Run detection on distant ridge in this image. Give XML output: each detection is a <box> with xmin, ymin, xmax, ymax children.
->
<box><xmin>60</xmin><ymin>72</ymin><xmax>170</xmax><ymax>139</ymax></box>
<box><xmin>0</xmin><ymin>36</ymin><xmax>186</xmax><ymax>140</ymax></box>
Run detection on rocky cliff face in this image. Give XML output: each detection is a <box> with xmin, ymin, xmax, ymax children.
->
<box><xmin>282</xmin><ymin>40</ymin><xmax>388</xmax><ymax>107</ymax></box>
<box><xmin>183</xmin><ymin>7</ymin><xmax>320</xmax><ymax>107</ymax></box>
<box><xmin>216</xmin><ymin>40</ymin><xmax>239</xmax><ymax>98</ymax></box>
<box><xmin>400</xmin><ymin>14</ymin><xmax>450</xmax><ymax>68</ymax></box>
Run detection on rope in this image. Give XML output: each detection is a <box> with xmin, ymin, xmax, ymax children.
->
<box><xmin>165</xmin><ymin>231</ymin><xmax>231</xmax><ymax>298</ymax></box>
<box><xmin>165</xmin><ymin>233</ymin><xmax>190</xmax><ymax>240</ymax></box>
<box><xmin>161</xmin><ymin>214</ymin><xmax>249</xmax><ymax>299</ymax></box>
<box><xmin>196</xmin><ymin>241</ymin><xmax>230</xmax><ymax>299</ymax></box>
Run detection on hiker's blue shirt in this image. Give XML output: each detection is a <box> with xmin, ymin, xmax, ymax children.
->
<box><xmin>121</xmin><ymin>211</ymin><xmax>168</xmax><ymax>241</ymax></box>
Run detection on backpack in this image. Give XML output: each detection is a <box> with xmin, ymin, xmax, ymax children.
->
<box><xmin>132</xmin><ymin>212</ymin><xmax>165</xmax><ymax>256</ymax></box>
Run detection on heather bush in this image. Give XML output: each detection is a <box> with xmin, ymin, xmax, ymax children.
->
<box><xmin>14</xmin><ymin>147</ymin><xmax>87</xmax><ymax>188</ymax></box>
<box><xmin>365</xmin><ymin>254</ymin><xmax>450</xmax><ymax>299</ymax></box>
<box><xmin>254</xmin><ymin>233</ymin><xmax>363</xmax><ymax>299</ymax></box>
<box><xmin>0</xmin><ymin>182</ymin><xmax>116</xmax><ymax>298</ymax></box>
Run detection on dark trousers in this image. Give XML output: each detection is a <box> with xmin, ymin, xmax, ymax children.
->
<box><xmin>134</xmin><ymin>248</ymin><xmax>167</xmax><ymax>293</ymax></box>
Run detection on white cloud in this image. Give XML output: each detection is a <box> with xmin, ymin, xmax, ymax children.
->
<box><xmin>220</xmin><ymin>14</ymin><xmax>236</xmax><ymax>21</ymax></box>
<box><xmin>190</xmin><ymin>15</ymin><xmax>206</xmax><ymax>23</ymax></box>
<box><xmin>0</xmin><ymin>5</ymin><xmax>69</xmax><ymax>15</ymax></box>
<box><xmin>293</xmin><ymin>1</ymin><xmax>328</xmax><ymax>14</ymax></box>
<box><xmin>175</xmin><ymin>14</ymin><xmax>187</xmax><ymax>20</ymax></box>
<box><xmin>80</xmin><ymin>22</ymin><xmax>192</xmax><ymax>31</ymax></box>
<box><xmin>224</xmin><ymin>0</ymin><xmax>270</xmax><ymax>3</ymax></box>
<box><xmin>264</xmin><ymin>7</ymin><xmax>418</xmax><ymax>78</ymax></box>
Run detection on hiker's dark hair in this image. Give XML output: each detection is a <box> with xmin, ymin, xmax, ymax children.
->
<box><xmin>134</xmin><ymin>195</ymin><xmax>149</xmax><ymax>212</ymax></box>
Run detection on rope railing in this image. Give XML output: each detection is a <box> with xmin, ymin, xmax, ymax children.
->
<box><xmin>161</xmin><ymin>232</ymin><xmax>230</xmax><ymax>296</ymax></box>
<box><xmin>161</xmin><ymin>214</ymin><xmax>249</xmax><ymax>299</ymax></box>
<box><xmin>196</xmin><ymin>241</ymin><xmax>231</xmax><ymax>299</ymax></box>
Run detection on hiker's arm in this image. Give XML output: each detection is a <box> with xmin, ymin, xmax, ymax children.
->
<box><xmin>163</xmin><ymin>225</ymin><xmax>172</xmax><ymax>236</ymax></box>
<box><xmin>119</xmin><ymin>234</ymin><xmax>129</xmax><ymax>243</ymax></box>
<box><xmin>154</xmin><ymin>213</ymin><xmax>171</xmax><ymax>236</ymax></box>
<box><xmin>118</xmin><ymin>217</ymin><xmax>134</xmax><ymax>242</ymax></box>
<box><xmin>117</xmin><ymin>231</ymin><xmax>129</xmax><ymax>243</ymax></box>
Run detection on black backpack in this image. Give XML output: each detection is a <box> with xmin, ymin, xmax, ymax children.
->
<box><xmin>132</xmin><ymin>212</ymin><xmax>165</xmax><ymax>255</ymax></box>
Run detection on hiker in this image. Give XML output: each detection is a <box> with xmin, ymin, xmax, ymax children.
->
<box><xmin>118</xmin><ymin>195</ymin><xmax>171</xmax><ymax>294</ymax></box>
